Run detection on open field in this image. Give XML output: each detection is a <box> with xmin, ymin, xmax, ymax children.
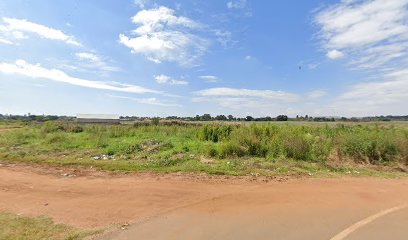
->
<box><xmin>0</xmin><ymin>120</ymin><xmax>407</xmax><ymax>177</ymax></box>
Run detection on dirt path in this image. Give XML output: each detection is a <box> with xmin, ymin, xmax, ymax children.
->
<box><xmin>0</xmin><ymin>127</ymin><xmax>21</xmax><ymax>132</ymax></box>
<box><xmin>0</xmin><ymin>163</ymin><xmax>261</xmax><ymax>228</ymax></box>
<box><xmin>0</xmin><ymin>163</ymin><xmax>407</xmax><ymax>239</ymax></box>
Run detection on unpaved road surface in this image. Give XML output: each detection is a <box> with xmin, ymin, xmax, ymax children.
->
<box><xmin>0</xmin><ymin>163</ymin><xmax>407</xmax><ymax>240</ymax></box>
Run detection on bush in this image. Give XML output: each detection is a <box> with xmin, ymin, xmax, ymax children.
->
<box><xmin>199</xmin><ymin>125</ymin><xmax>233</xmax><ymax>142</ymax></box>
<box><xmin>67</xmin><ymin>125</ymin><xmax>84</xmax><ymax>133</ymax></box>
<box><xmin>151</xmin><ymin>118</ymin><xmax>160</xmax><ymax>126</ymax></box>
<box><xmin>41</xmin><ymin>122</ymin><xmax>64</xmax><ymax>133</ymax></box>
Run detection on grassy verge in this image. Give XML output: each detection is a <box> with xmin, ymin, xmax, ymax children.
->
<box><xmin>0</xmin><ymin>121</ymin><xmax>407</xmax><ymax>177</ymax></box>
<box><xmin>0</xmin><ymin>213</ymin><xmax>99</xmax><ymax>240</ymax></box>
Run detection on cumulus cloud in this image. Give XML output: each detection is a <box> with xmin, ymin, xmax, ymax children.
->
<box><xmin>0</xmin><ymin>59</ymin><xmax>158</xmax><ymax>94</ymax></box>
<box><xmin>154</xmin><ymin>74</ymin><xmax>188</xmax><ymax>85</ymax></box>
<box><xmin>0</xmin><ymin>17</ymin><xmax>81</xmax><ymax>46</ymax></box>
<box><xmin>119</xmin><ymin>6</ymin><xmax>208</xmax><ymax>65</ymax></box>
<box><xmin>199</xmin><ymin>75</ymin><xmax>218</xmax><ymax>82</ymax></box>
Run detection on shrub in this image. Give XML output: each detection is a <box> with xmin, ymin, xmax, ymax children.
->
<box><xmin>151</xmin><ymin>118</ymin><xmax>160</xmax><ymax>126</ymax></box>
<box><xmin>41</xmin><ymin>122</ymin><xmax>64</xmax><ymax>133</ymax></box>
<box><xmin>199</xmin><ymin>125</ymin><xmax>233</xmax><ymax>142</ymax></box>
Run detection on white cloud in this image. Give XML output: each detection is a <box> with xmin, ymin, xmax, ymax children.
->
<box><xmin>315</xmin><ymin>0</ymin><xmax>408</xmax><ymax>68</ymax></box>
<box><xmin>227</xmin><ymin>0</ymin><xmax>247</xmax><ymax>9</ymax></box>
<box><xmin>75</xmin><ymin>52</ymin><xmax>120</xmax><ymax>73</ymax></box>
<box><xmin>314</xmin><ymin>0</ymin><xmax>408</xmax><ymax>116</ymax></box>
<box><xmin>0</xmin><ymin>59</ymin><xmax>158</xmax><ymax>94</ymax></box>
<box><xmin>306</xmin><ymin>90</ymin><xmax>327</xmax><ymax>99</ymax></box>
<box><xmin>326</xmin><ymin>49</ymin><xmax>344</xmax><ymax>59</ymax></box>
<box><xmin>192</xmin><ymin>96</ymin><xmax>304</xmax><ymax>117</ymax></box>
<box><xmin>199</xmin><ymin>75</ymin><xmax>219</xmax><ymax>82</ymax></box>
<box><xmin>119</xmin><ymin>6</ymin><xmax>208</xmax><ymax>65</ymax></box>
<box><xmin>245</xmin><ymin>55</ymin><xmax>252</xmax><ymax>60</ymax></box>
<box><xmin>0</xmin><ymin>38</ymin><xmax>14</xmax><ymax>45</ymax></box>
<box><xmin>154</xmin><ymin>74</ymin><xmax>188</xmax><ymax>85</ymax></box>
<box><xmin>195</xmin><ymin>87</ymin><xmax>300</xmax><ymax>102</ymax></box>
<box><xmin>213</xmin><ymin>29</ymin><xmax>234</xmax><ymax>48</ymax></box>
<box><xmin>134</xmin><ymin>0</ymin><xmax>148</xmax><ymax>9</ymax></box>
<box><xmin>0</xmin><ymin>17</ymin><xmax>81</xmax><ymax>46</ymax></box>
<box><xmin>307</xmin><ymin>63</ymin><xmax>319</xmax><ymax>69</ymax></box>
<box><xmin>330</xmin><ymin>69</ymin><xmax>408</xmax><ymax>116</ymax></box>
<box><xmin>107</xmin><ymin>94</ymin><xmax>181</xmax><ymax>107</ymax></box>
<box><xmin>75</xmin><ymin>52</ymin><xmax>100</xmax><ymax>62</ymax></box>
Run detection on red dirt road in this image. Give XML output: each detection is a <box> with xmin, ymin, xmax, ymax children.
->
<box><xmin>0</xmin><ymin>163</ymin><xmax>407</xmax><ymax>240</ymax></box>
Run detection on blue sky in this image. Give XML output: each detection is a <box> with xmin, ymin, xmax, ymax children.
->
<box><xmin>0</xmin><ymin>0</ymin><xmax>407</xmax><ymax>117</ymax></box>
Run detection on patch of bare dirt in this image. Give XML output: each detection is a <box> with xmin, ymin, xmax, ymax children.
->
<box><xmin>0</xmin><ymin>162</ymin><xmax>277</xmax><ymax>229</ymax></box>
<box><xmin>0</xmin><ymin>127</ymin><xmax>21</xmax><ymax>132</ymax></box>
<box><xmin>0</xmin><ymin>161</ymin><xmax>407</xmax><ymax>240</ymax></box>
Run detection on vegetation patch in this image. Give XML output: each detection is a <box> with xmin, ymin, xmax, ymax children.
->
<box><xmin>0</xmin><ymin>120</ymin><xmax>407</xmax><ymax>176</ymax></box>
<box><xmin>0</xmin><ymin>212</ymin><xmax>99</xmax><ymax>240</ymax></box>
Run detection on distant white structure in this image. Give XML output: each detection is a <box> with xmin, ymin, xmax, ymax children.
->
<box><xmin>76</xmin><ymin>114</ymin><xmax>120</xmax><ymax>124</ymax></box>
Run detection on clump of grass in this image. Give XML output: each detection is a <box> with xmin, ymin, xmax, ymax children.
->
<box><xmin>340</xmin><ymin>128</ymin><xmax>403</xmax><ymax>163</ymax></box>
<box><xmin>198</xmin><ymin>125</ymin><xmax>233</xmax><ymax>142</ymax></box>
<box><xmin>0</xmin><ymin>213</ymin><xmax>99</xmax><ymax>240</ymax></box>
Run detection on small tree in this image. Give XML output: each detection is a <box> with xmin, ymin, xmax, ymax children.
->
<box><xmin>245</xmin><ymin>116</ymin><xmax>254</xmax><ymax>121</ymax></box>
<box><xmin>201</xmin><ymin>114</ymin><xmax>212</xmax><ymax>121</ymax></box>
<box><xmin>276</xmin><ymin>115</ymin><xmax>288</xmax><ymax>121</ymax></box>
<box><xmin>215</xmin><ymin>115</ymin><xmax>227</xmax><ymax>121</ymax></box>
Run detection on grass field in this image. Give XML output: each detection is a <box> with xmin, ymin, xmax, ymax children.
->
<box><xmin>0</xmin><ymin>213</ymin><xmax>98</xmax><ymax>240</ymax></box>
<box><xmin>0</xmin><ymin>120</ymin><xmax>407</xmax><ymax>177</ymax></box>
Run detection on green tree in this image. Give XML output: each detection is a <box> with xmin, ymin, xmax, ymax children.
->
<box><xmin>276</xmin><ymin>115</ymin><xmax>288</xmax><ymax>121</ymax></box>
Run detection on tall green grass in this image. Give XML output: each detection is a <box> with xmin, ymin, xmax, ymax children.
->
<box><xmin>201</xmin><ymin>123</ymin><xmax>408</xmax><ymax>164</ymax></box>
<box><xmin>0</xmin><ymin>121</ymin><xmax>407</xmax><ymax>175</ymax></box>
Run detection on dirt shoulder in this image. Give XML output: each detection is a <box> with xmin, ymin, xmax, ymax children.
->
<box><xmin>0</xmin><ymin>161</ymin><xmax>408</xmax><ymax>239</ymax></box>
<box><xmin>0</xmin><ymin>162</ymin><xmax>271</xmax><ymax>229</ymax></box>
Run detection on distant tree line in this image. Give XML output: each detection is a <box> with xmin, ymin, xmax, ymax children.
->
<box><xmin>0</xmin><ymin>114</ymin><xmax>74</xmax><ymax>122</ymax></box>
<box><xmin>1</xmin><ymin>114</ymin><xmax>408</xmax><ymax>122</ymax></box>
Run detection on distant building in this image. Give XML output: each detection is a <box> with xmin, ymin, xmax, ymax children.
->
<box><xmin>76</xmin><ymin>114</ymin><xmax>120</xmax><ymax>124</ymax></box>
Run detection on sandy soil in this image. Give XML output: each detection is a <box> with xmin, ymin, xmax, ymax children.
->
<box><xmin>0</xmin><ymin>127</ymin><xmax>21</xmax><ymax>132</ymax></box>
<box><xmin>0</xmin><ymin>162</ymin><xmax>407</xmax><ymax>240</ymax></box>
<box><xmin>0</xmin><ymin>162</ymin><xmax>266</xmax><ymax>228</ymax></box>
